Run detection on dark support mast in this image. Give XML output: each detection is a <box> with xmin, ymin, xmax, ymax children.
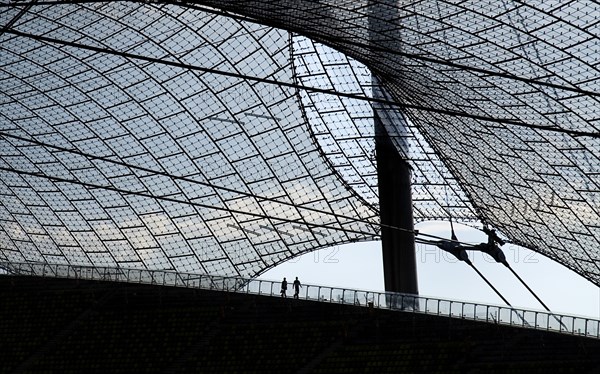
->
<box><xmin>375</xmin><ymin>121</ymin><xmax>419</xmax><ymax>295</ymax></box>
<box><xmin>370</xmin><ymin>0</ymin><xmax>418</xmax><ymax>296</ymax></box>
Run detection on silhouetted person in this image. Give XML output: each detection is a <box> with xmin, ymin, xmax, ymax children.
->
<box><xmin>292</xmin><ymin>277</ymin><xmax>302</xmax><ymax>299</ymax></box>
<box><xmin>280</xmin><ymin>277</ymin><xmax>288</xmax><ymax>298</ymax></box>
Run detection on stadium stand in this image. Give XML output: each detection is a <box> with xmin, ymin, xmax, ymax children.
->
<box><xmin>1</xmin><ymin>275</ymin><xmax>599</xmax><ymax>373</ymax></box>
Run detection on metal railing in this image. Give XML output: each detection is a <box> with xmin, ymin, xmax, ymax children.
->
<box><xmin>1</xmin><ymin>261</ymin><xmax>598</xmax><ymax>338</ymax></box>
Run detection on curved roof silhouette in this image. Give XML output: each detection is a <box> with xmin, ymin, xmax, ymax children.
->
<box><xmin>1</xmin><ymin>1</ymin><xmax>599</xmax><ymax>284</ymax></box>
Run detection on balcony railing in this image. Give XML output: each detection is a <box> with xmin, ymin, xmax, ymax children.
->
<box><xmin>1</xmin><ymin>261</ymin><xmax>598</xmax><ymax>338</ymax></box>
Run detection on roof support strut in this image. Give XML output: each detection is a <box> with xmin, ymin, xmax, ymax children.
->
<box><xmin>375</xmin><ymin>120</ymin><xmax>418</xmax><ymax>295</ymax></box>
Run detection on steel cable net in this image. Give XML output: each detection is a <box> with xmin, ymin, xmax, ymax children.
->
<box><xmin>0</xmin><ymin>2</ymin><xmax>383</xmax><ymax>277</ymax></box>
<box><xmin>1</xmin><ymin>1</ymin><xmax>600</xmax><ymax>285</ymax></box>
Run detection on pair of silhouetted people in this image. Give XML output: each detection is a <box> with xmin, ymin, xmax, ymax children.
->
<box><xmin>280</xmin><ymin>277</ymin><xmax>301</xmax><ymax>298</ymax></box>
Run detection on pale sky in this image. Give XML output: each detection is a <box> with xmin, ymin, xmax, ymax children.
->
<box><xmin>260</xmin><ymin>221</ymin><xmax>600</xmax><ymax>319</ymax></box>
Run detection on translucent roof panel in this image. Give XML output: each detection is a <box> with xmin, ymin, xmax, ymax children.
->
<box><xmin>0</xmin><ymin>2</ymin><xmax>380</xmax><ymax>277</ymax></box>
<box><xmin>2</xmin><ymin>0</ymin><xmax>600</xmax><ymax>285</ymax></box>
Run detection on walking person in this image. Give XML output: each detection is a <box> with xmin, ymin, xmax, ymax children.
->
<box><xmin>280</xmin><ymin>277</ymin><xmax>288</xmax><ymax>298</ymax></box>
<box><xmin>293</xmin><ymin>277</ymin><xmax>302</xmax><ymax>299</ymax></box>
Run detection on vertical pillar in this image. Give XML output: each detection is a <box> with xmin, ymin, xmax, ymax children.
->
<box><xmin>375</xmin><ymin>119</ymin><xmax>418</xmax><ymax>295</ymax></box>
<box><xmin>369</xmin><ymin>0</ymin><xmax>418</xmax><ymax>297</ymax></box>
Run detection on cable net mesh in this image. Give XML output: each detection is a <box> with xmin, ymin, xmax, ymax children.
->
<box><xmin>1</xmin><ymin>0</ymin><xmax>600</xmax><ymax>284</ymax></box>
